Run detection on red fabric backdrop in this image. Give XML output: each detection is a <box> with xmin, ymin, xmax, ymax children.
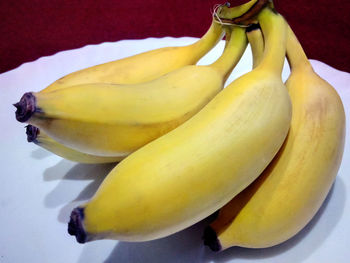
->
<box><xmin>1</xmin><ymin>0</ymin><xmax>350</xmax><ymax>73</ymax></box>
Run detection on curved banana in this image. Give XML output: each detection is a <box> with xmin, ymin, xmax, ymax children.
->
<box><xmin>203</xmin><ymin>23</ymin><xmax>345</xmax><ymax>251</ymax></box>
<box><xmin>43</xmin><ymin>0</ymin><xmax>261</xmax><ymax>94</ymax></box>
<box><xmin>42</xmin><ymin>19</ymin><xmax>224</xmax><ymax>93</ymax></box>
<box><xmin>15</xmin><ymin>25</ymin><xmax>248</xmax><ymax>157</ymax></box>
<box><xmin>25</xmin><ymin>125</ymin><xmax>122</xmax><ymax>164</ymax></box>
<box><xmin>66</xmin><ymin>7</ymin><xmax>291</xmax><ymax>244</ymax></box>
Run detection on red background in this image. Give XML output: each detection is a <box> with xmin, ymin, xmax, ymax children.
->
<box><xmin>1</xmin><ymin>0</ymin><xmax>350</xmax><ymax>74</ymax></box>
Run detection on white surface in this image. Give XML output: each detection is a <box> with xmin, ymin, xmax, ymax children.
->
<box><xmin>0</xmin><ymin>37</ymin><xmax>349</xmax><ymax>263</ymax></box>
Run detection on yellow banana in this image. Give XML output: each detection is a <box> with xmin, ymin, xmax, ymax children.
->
<box><xmin>25</xmin><ymin>125</ymin><xmax>122</xmax><ymax>164</ymax></box>
<box><xmin>42</xmin><ymin>0</ymin><xmax>260</xmax><ymax>93</ymax></box>
<box><xmin>42</xmin><ymin>19</ymin><xmax>223</xmax><ymax>93</ymax></box>
<box><xmin>15</xmin><ymin>25</ymin><xmax>248</xmax><ymax>157</ymax></box>
<box><xmin>66</xmin><ymin>7</ymin><xmax>291</xmax><ymax>244</ymax></box>
<box><xmin>246</xmin><ymin>24</ymin><xmax>264</xmax><ymax>69</ymax></box>
<box><xmin>203</xmin><ymin>22</ymin><xmax>345</xmax><ymax>251</ymax></box>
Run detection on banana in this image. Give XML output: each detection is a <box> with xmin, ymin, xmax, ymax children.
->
<box><xmin>43</xmin><ymin>0</ymin><xmax>261</xmax><ymax>93</ymax></box>
<box><xmin>15</xmin><ymin>25</ymin><xmax>248</xmax><ymax>157</ymax></box>
<box><xmin>203</xmin><ymin>22</ymin><xmax>346</xmax><ymax>251</ymax></box>
<box><xmin>246</xmin><ymin>24</ymin><xmax>264</xmax><ymax>69</ymax></box>
<box><xmin>42</xmin><ymin>19</ymin><xmax>224</xmax><ymax>93</ymax></box>
<box><xmin>25</xmin><ymin>125</ymin><xmax>122</xmax><ymax>164</ymax></box>
<box><xmin>66</xmin><ymin>7</ymin><xmax>291</xmax><ymax>244</ymax></box>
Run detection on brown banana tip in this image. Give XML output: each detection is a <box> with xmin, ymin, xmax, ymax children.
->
<box><xmin>14</xmin><ymin>92</ymin><xmax>37</xmax><ymax>122</ymax></box>
<box><xmin>25</xmin><ymin>125</ymin><xmax>39</xmax><ymax>143</ymax></box>
<box><xmin>68</xmin><ymin>207</ymin><xmax>87</xmax><ymax>244</ymax></box>
<box><xmin>203</xmin><ymin>226</ymin><xmax>222</xmax><ymax>252</ymax></box>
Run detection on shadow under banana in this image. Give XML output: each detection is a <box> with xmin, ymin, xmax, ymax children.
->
<box><xmin>43</xmin><ymin>159</ymin><xmax>117</xmax><ymax>223</ymax></box>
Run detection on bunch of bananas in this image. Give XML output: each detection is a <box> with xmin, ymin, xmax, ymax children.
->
<box><xmin>14</xmin><ymin>0</ymin><xmax>345</xmax><ymax>250</ymax></box>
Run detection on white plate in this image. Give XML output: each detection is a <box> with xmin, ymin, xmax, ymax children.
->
<box><xmin>0</xmin><ymin>37</ymin><xmax>349</xmax><ymax>263</ymax></box>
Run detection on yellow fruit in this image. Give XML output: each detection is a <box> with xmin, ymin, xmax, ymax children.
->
<box><xmin>15</xmin><ymin>25</ymin><xmax>248</xmax><ymax>157</ymax></box>
<box><xmin>43</xmin><ymin>19</ymin><xmax>223</xmax><ymax>93</ymax></box>
<box><xmin>66</xmin><ymin>7</ymin><xmax>291</xmax><ymax>244</ymax></box>
<box><xmin>25</xmin><ymin>125</ymin><xmax>122</xmax><ymax>164</ymax></box>
<box><xmin>203</xmin><ymin>20</ymin><xmax>345</xmax><ymax>251</ymax></box>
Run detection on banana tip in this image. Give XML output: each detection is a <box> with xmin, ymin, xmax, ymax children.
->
<box><xmin>203</xmin><ymin>226</ymin><xmax>222</xmax><ymax>252</ymax></box>
<box><xmin>25</xmin><ymin>125</ymin><xmax>39</xmax><ymax>143</ymax></box>
<box><xmin>14</xmin><ymin>92</ymin><xmax>37</xmax><ymax>122</ymax></box>
<box><xmin>68</xmin><ymin>207</ymin><xmax>87</xmax><ymax>244</ymax></box>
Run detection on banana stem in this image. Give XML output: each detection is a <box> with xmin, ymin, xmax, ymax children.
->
<box><xmin>218</xmin><ymin>0</ymin><xmax>269</xmax><ymax>26</ymax></box>
<box><xmin>217</xmin><ymin>0</ymin><xmax>259</xmax><ymax>21</ymax></box>
<box><xmin>256</xmin><ymin>7</ymin><xmax>287</xmax><ymax>76</ymax></box>
<box><xmin>223</xmin><ymin>26</ymin><xmax>232</xmax><ymax>49</ymax></box>
<box><xmin>189</xmin><ymin>19</ymin><xmax>224</xmax><ymax>62</ymax></box>
<box><xmin>286</xmin><ymin>25</ymin><xmax>311</xmax><ymax>70</ymax></box>
<box><xmin>246</xmin><ymin>24</ymin><xmax>264</xmax><ymax>69</ymax></box>
<box><xmin>210</xmin><ymin>26</ymin><xmax>247</xmax><ymax>81</ymax></box>
<box><xmin>203</xmin><ymin>226</ymin><xmax>221</xmax><ymax>252</ymax></box>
